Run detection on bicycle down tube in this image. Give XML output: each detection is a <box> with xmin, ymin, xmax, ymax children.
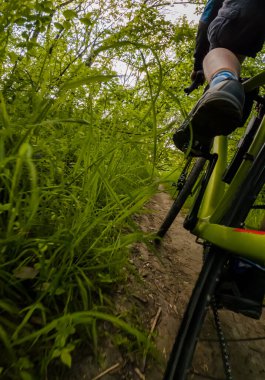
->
<box><xmin>190</xmin><ymin>115</ymin><xmax>265</xmax><ymax>265</ymax></box>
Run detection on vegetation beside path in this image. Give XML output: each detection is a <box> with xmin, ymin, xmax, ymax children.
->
<box><xmin>0</xmin><ymin>1</ymin><xmax>264</xmax><ymax>378</ymax></box>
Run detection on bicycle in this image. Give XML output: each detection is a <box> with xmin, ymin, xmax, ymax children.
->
<box><xmin>155</xmin><ymin>70</ymin><xmax>265</xmax><ymax>380</ymax></box>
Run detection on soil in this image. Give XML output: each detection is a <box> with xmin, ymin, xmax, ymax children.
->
<box><xmin>65</xmin><ymin>190</ymin><xmax>265</xmax><ymax>380</ymax></box>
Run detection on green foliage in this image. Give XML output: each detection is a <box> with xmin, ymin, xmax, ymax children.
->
<box><xmin>0</xmin><ymin>94</ymin><xmax>155</xmax><ymax>378</ymax></box>
<box><xmin>1</xmin><ymin>0</ymin><xmax>264</xmax><ymax>377</ymax></box>
<box><xmin>0</xmin><ymin>1</ymin><xmax>172</xmax><ymax>377</ymax></box>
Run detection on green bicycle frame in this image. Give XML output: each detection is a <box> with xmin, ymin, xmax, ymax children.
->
<box><xmin>192</xmin><ymin>75</ymin><xmax>265</xmax><ymax>265</ymax></box>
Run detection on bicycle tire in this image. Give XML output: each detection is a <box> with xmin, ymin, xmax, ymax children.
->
<box><xmin>156</xmin><ymin>157</ymin><xmax>206</xmax><ymax>239</ymax></box>
<box><xmin>163</xmin><ymin>246</ymin><xmax>228</xmax><ymax>380</ymax></box>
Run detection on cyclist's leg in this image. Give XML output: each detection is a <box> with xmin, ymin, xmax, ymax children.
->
<box><xmin>173</xmin><ymin>0</ymin><xmax>265</xmax><ymax>154</ymax></box>
<box><xmin>173</xmin><ymin>49</ymin><xmax>245</xmax><ymax>153</ymax></box>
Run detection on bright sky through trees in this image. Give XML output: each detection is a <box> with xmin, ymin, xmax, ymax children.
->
<box><xmin>114</xmin><ymin>2</ymin><xmax>200</xmax><ymax>83</ymax></box>
<box><xmin>162</xmin><ymin>3</ymin><xmax>200</xmax><ymax>23</ymax></box>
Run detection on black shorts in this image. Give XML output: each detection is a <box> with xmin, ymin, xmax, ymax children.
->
<box><xmin>208</xmin><ymin>0</ymin><xmax>265</xmax><ymax>57</ymax></box>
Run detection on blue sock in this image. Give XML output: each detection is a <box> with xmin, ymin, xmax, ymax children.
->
<box><xmin>210</xmin><ymin>70</ymin><xmax>238</xmax><ymax>88</ymax></box>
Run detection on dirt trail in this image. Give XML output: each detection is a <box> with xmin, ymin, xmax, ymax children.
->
<box><xmin>130</xmin><ymin>190</ymin><xmax>265</xmax><ymax>380</ymax></box>
<box><xmin>66</xmin><ymin>190</ymin><xmax>265</xmax><ymax>380</ymax></box>
<box><xmin>131</xmin><ymin>191</ymin><xmax>203</xmax><ymax>379</ymax></box>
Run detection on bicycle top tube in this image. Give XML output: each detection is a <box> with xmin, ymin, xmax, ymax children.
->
<box><xmin>243</xmin><ymin>70</ymin><xmax>265</xmax><ymax>93</ymax></box>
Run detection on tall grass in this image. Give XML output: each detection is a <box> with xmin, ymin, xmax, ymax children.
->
<box><xmin>0</xmin><ymin>2</ymin><xmax>195</xmax><ymax>377</ymax></box>
<box><xmin>0</xmin><ymin>84</ymin><xmax>157</xmax><ymax>378</ymax></box>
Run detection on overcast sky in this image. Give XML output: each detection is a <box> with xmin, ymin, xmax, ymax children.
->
<box><xmin>162</xmin><ymin>3</ymin><xmax>200</xmax><ymax>23</ymax></box>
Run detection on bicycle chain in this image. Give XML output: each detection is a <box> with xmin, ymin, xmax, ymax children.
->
<box><xmin>211</xmin><ymin>296</ymin><xmax>233</xmax><ymax>380</ymax></box>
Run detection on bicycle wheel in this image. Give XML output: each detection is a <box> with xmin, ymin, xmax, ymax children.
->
<box><xmin>156</xmin><ymin>157</ymin><xmax>206</xmax><ymax>239</ymax></box>
<box><xmin>163</xmin><ymin>246</ymin><xmax>228</xmax><ymax>380</ymax></box>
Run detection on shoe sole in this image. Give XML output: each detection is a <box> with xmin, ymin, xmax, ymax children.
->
<box><xmin>191</xmin><ymin>91</ymin><xmax>243</xmax><ymax>138</ymax></box>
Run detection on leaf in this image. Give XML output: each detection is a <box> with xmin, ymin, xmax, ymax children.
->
<box><xmin>8</xmin><ymin>51</ymin><xmax>18</xmax><ymax>62</ymax></box>
<box><xmin>0</xmin><ymin>299</ymin><xmax>19</xmax><ymax>314</ymax></box>
<box><xmin>63</xmin><ymin>20</ymin><xmax>71</xmax><ymax>30</ymax></box>
<box><xmin>12</xmin><ymin>303</ymin><xmax>45</xmax><ymax>340</ymax></box>
<box><xmin>13</xmin><ymin>267</ymin><xmax>39</xmax><ymax>280</ymax></box>
<box><xmin>54</xmin><ymin>22</ymin><xmax>64</xmax><ymax>30</ymax></box>
<box><xmin>60</xmin><ymin>75</ymin><xmax>117</xmax><ymax>90</ymax></box>
<box><xmin>18</xmin><ymin>357</ymin><xmax>34</xmax><ymax>369</ymax></box>
<box><xmin>0</xmin><ymin>203</ymin><xmax>11</xmax><ymax>212</ymax></box>
<box><xmin>14</xmin><ymin>311</ymin><xmax>146</xmax><ymax>346</ymax></box>
<box><xmin>63</xmin><ymin>10</ymin><xmax>77</xmax><ymax>19</ymax></box>
<box><xmin>22</xmin><ymin>31</ymin><xmax>28</xmax><ymax>39</ymax></box>
<box><xmin>15</xmin><ymin>18</ymin><xmax>27</xmax><ymax>26</ymax></box>
<box><xmin>20</xmin><ymin>371</ymin><xmax>34</xmax><ymax>380</ymax></box>
<box><xmin>51</xmin><ymin>348</ymin><xmax>61</xmax><ymax>359</ymax></box>
<box><xmin>54</xmin><ymin>287</ymin><xmax>65</xmax><ymax>295</ymax></box>
<box><xmin>60</xmin><ymin>349</ymin><xmax>72</xmax><ymax>368</ymax></box>
<box><xmin>79</xmin><ymin>17</ymin><xmax>91</xmax><ymax>26</ymax></box>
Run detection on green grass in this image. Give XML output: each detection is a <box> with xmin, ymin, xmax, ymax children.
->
<box><xmin>0</xmin><ymin>90</ymin><xmax>159</xmax><ymax>378</ymax></box>
<box><xmin>244</xmin><ymin>186</ymin><xmax>265</xmax><ymax>230</ymax></box>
